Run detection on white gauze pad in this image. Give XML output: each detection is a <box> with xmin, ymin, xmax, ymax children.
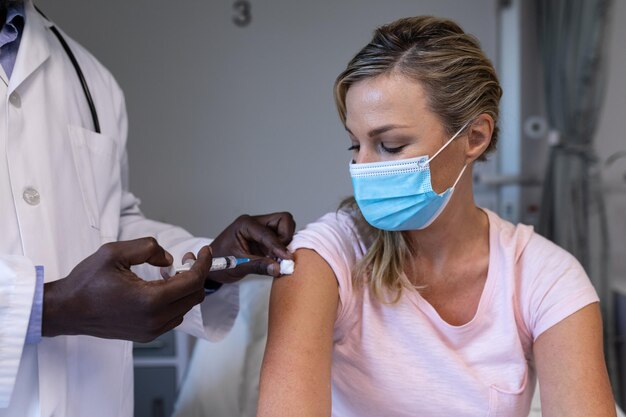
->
<box><xmin>279</xmin><ymin>259</ymin><xmax>295</xmax><ymax>275</ymax></box>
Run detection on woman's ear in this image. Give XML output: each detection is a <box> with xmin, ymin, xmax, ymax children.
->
<box><xmin>465</xmin><ymin>114</ymin><xmax>494</xmax><ymax>163</ymax></box>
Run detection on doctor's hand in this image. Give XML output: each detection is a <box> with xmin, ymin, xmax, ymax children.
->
<box><xmin>42</xmin><ymin>238</ymin><xmax>212</xmax><ymax>343</ymax></box>
<box><xmin>207</xmin><ymin>212</ymin><xmax>296</xmax><ymax>283</ymax></box>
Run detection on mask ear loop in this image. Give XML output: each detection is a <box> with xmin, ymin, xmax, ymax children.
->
<box><xmin>425</xmin><ymin>120</ymin><xmax>473</xmax><ymax>165</ymax></box>
<box><xmin>451</xmin><ymin>163</ymin><xmax>468</xmax><ymax>189</ymax></box>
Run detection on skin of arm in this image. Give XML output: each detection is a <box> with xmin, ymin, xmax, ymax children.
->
<box><xmin>534</xmin><ymin>303</ymin><xmax>616</xmax><ymax>417</ymax></box>
<box><xmin>257</xmin><ymin>249</ymin><xmax>339</xmax><ymax>417</ymax></box>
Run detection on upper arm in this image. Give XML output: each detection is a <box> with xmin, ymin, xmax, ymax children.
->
<box><xmin>534</xmin><ymin>303</ymin><xmax>616</xmax><ymax>417</ymax></box>
<box><xmin>257</xmin><ymin>248</ymin><xmax>339</xmax><ymax>417</ymax></box>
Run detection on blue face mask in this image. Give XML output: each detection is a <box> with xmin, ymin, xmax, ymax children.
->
<box><xmin>349</xmin><ymin>123</ymin><xmax>469</xmax><ymax>231</ymax></box>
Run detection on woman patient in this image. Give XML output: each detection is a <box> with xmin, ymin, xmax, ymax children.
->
<box><xmin>257</xmin><ymin>16</ymin><xmax>615</xmax><ymax>417</ymax></box>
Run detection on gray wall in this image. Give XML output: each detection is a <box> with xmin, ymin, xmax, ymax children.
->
<box><xmin>36</xmin><ymin>0</ymin><xmax>498</xmax><ymax>239</ymax></box>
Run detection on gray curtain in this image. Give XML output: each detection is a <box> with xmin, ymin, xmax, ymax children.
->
<box><xmin>536</xmin><ymin>0</ymin><xmax>616</xmax><ymax>396</ymax></box>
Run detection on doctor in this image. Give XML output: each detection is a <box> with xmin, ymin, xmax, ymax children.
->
<box><xmin>0</xmin><ymin>1</ymin><xmax>295</xmax><ymax>416</ymax></box>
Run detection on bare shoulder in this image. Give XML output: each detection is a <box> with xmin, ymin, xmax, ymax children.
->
<box><xmin>269</xmin><ymin>248</ymin><xmax>339</xmax><ymax>320</ymax></box>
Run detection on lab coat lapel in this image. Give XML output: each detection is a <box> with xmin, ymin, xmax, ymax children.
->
<box><xmin>8</xmin><ymin>0</ymin><xmax>52</xmax><ymax>95</ymax></box>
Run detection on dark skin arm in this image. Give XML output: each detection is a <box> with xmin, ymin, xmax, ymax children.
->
<box><xmin>43</xmin><ymin>212</ymin><xmax>296</xmax><ymax>342</ymax></box>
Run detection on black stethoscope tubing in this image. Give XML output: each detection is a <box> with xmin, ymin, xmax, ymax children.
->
<box><xmin>35</xmin><ymin>6</ymin><xmax>100</xmax><ymax>134</ymax></box>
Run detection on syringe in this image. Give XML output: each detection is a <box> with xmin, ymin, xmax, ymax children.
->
<box><xmin>166</xmin><ymin>256</ymin><xmax>250</xmax><ymax>277</ymax></box>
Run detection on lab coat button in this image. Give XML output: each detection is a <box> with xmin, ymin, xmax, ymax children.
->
<box><xmin>9</xmin><ymin>92</ymin><xmax>21</xmax><ymax>108</ymax></box>
<box><xmin>23</xmin><ymin>188</ymin><xmax>40</xmax><ymax>205</ymax></box>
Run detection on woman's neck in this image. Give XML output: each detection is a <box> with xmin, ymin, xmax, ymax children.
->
<box><xmin>404</xmin><ymin>176</ymin><xmax>489</xmax><ymax>268</ymax></box>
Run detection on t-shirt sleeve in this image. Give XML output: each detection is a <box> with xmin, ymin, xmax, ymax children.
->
<box><xmin>288</xmin><ymin>211</ymin><xmax>366</xmax><ymax>329</ymax></box>
<box><xmin>519</xmin><ymin>233</ymin><xmax>600</xmax><ymax>341</ymax></box>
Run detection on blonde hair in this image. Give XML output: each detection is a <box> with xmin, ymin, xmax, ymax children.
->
<box><xmin>335</xmin><ymin>16</ymin><xmax>502</xmax><ymax>302</ymax></box>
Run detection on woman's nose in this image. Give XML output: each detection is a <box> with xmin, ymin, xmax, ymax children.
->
<box><xmin>354</xmin><ymin>148</ymin><xmax>378</xmax><ymax>164</ymax></box>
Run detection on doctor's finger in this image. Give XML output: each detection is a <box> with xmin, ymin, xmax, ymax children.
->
<box><xmin>107</xmin><ymin>238</ymin><xmax>173</xmax><ymax>268</ymax></box>
<box><xmin>239</xmin><ymin>219</ymin><xmax>292</xmax><ymax>260</ymax></box>
<box><xmin>167</xmin><ymin>287</ymin><xmax>206</xmax><ymax>317</ymax></box>
<box><xmin>151</xmin><ymin>314</ymin><xmax>186</xmax><ymax>339</ymax></box>
<box><xmin>148</xmin><ymin>288</ymin><xmax>205</xmax><ymax>331</ymax></box>
<box><xmin>190</xmin><ymin>246</ymin><xmax>213</xmax><ymax>278</ymax></box>
<box><xmin>159</xmin><ymin>252</ymin><xmax>197</xmax><ymax>279</ymax></box>
<box><xmin>232</xmin><ymin>257</ymin><xmax>281</xmax><ymax>278</ymax></box>
<box><xmin>152</xmin><ymin>248</ymin><xmax>212</xmax><ymax>302</ymax></box>
<box><xmin>253</xmin><ymin>212</ymin><xmax>296</xmax><ymax>246</ymax></box>
<box><xmin>182</xmin><ymin>251</ymin><xmax>196</xmax><ymax>265</ymax></box>
<box><xmin>143</xmin><ymin>279</ymin><xmax>205</xmax><ymax>321</ymax></box>
<box><xmin>153</xmin><ymin>270</ymin><xmax>205</xmax><ymax>304</ymax></box>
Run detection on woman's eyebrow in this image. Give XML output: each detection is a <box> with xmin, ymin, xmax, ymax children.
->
<box><xmin>345</xmin><ymin>124</ymin><xmax>410</xmax><ymax>138</ymax></box>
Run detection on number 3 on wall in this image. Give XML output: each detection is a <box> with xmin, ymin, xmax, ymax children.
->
<box><xmin>233</xmin><ymin>0</ymin><xmax>252</xmax><ymax>27</ymax></box>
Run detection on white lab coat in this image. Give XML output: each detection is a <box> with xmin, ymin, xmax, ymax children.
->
<box><xmin>0</xmin><ymin>2</ymin><xmax>239</xmax><ymax>416</ymax></box>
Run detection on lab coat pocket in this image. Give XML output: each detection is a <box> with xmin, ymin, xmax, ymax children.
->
<box><xmin>68</xmin><ymin>125</ymin><xmax>122</xmax><ymax>242</ymax></box>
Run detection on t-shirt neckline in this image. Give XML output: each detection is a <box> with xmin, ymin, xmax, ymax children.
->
<box><xmin>405</xmin><ymin>208</ymin><xmax>498</xmax><ymax>332</ymax></box>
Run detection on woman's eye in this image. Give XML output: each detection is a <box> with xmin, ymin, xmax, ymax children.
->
<box><xmin>381</xmin><ymin>143</ymin><xmax>407</xmax><ymax>154</ymax></box>
<box><xmin>348</xmin><ymin>144</ymin><xmax>360</xmax><ymax>152</ymax></box>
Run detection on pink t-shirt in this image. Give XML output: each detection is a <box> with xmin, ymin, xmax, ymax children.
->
<box><xmin>289</xmin><ymin>208</ymin><xmax>599</xmax><ymax>417</ymax></box>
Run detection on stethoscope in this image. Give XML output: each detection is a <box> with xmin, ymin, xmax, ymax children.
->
<box><xmin>35</xmin><ymin>6</ymin><xmax>100</xmax><ymax>133</ymax></box>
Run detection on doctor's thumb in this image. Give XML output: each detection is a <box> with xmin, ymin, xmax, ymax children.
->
<box><xmin>237</xmin><ymin>257</ymin><xmax>281</xmax><ymax>278</ymax></box>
